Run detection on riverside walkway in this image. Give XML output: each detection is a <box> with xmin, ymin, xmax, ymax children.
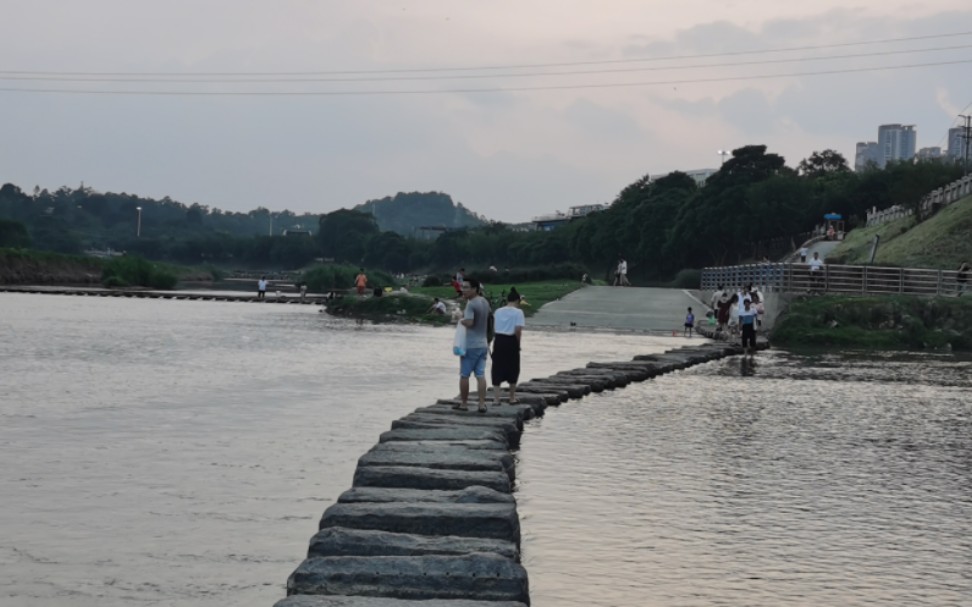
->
<box><xmin>528</xmin><ymin>285</ymin><xmax>700</xmax><ymax>332</ymax></box>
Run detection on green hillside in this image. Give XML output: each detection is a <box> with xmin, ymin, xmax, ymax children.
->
<box><xmin>830</xmin><ymin>194</ymin><xmax>972</xmax><ymax>269</ymax></box>
<box><xmin>354</xmin><ymin>191</ymin><xmax>487</xmax><ymax>237</ymax></box>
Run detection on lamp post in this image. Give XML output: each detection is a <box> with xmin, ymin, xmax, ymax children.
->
<box><xmin>136</xmin><ymin>206</ymin><xmax>142</xmax><ymax>237</ymax></box>
<box><xmin>717</xmin><ymin>150</ymin><xmax>730</xmax><ymax>165</ymax></box>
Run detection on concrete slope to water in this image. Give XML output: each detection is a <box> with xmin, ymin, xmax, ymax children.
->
<box><xmin>528</xmin><ymin>286</ymin><xmax>698</xmax><ymax>332</ymax></box>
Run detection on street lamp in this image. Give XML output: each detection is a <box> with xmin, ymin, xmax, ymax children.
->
<box><xmin>136</xmin><ymin>206</ymin><xmax>142</xmax><ymax>237</ymax></box>
<box><xmin>717</xmin><ymin>150</ymin><xmax>730</xmax><ymax>165</ymax></box>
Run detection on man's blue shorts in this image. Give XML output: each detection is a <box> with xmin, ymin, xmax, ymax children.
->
<box><xmin>460</xmin><ymin>347</ymin><xmax>488</xmax><ymax>378</ymax></box>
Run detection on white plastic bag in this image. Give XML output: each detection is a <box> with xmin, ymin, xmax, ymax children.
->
<box><xmin>452</xmin><ymin>321</ymin><xmax>467</xmax><ymax>356</ymax></box>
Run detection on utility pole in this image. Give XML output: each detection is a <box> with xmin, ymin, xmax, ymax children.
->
<box><xmin>960</xmin><ymin>114</ymin><xmax>972</xmax><ymax>175</ymax></box>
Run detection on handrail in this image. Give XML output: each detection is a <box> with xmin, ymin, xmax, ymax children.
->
<box><xmin>701</xmin><ymin>262</ymin><xmax>965</xmax><ymax>297</ymax></box>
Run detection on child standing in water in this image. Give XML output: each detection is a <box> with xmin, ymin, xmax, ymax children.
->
<box><xmin>684</xmin><ymin>307</ymin><xmax>695</xmax><ymax>338</ymax></box>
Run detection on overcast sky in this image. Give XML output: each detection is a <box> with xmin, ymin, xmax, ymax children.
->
<box><xmin>2</xmin><ymin>1</ymin><xmax>971</xmax><ymax>223</ymax></box>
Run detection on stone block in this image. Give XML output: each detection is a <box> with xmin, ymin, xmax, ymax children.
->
<box><xmin>319</xmin><ymin>502</ymin><xmax>520</xmax><ymax>543</ymax></box>
<box><xmin>308</xmin><ymin>527</ymin><xmax>518</xmax><ymax>560</ymax></box>
<box><xmin>337</xmin><ymin>486</ymin><xmax>514</xmax><ymax>505</ymax></box>
<box><xmin>353</xmin><ymin>465</ymin><xmax>511</xmax><ymax>493</ymax></box>
<box><xmin>286</xmin><ymin>554</ymin><xmax>529</xmax><ymax>604</ymax></box>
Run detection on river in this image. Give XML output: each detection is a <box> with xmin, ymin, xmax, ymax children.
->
<box><xmin>1</xmin><ymin>293</ymin><xmax>970</xmax><ymax>606</ymax></box>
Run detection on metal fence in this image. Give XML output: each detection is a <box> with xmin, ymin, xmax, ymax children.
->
<box><xmin>701</xmin><ymin>263</ymin><xmax>967</xmax><ymax>297</ymax></box>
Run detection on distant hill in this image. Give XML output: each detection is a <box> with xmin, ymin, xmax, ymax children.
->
<box><xmin>830</xmin><ymin>194</ymin><xmax>972</xmax><ymax>269</ymax></box>
<box><xmin>354</xmin><ymin>192</ymin><xmax>488</xmax><ymax>237</ymax></box>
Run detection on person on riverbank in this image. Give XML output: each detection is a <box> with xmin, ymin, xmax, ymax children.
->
<box><xmin>709</xmin><ymin>284</ymin><xmax>723</xmax><ymax>311</ymax></box>
<box><xmin>683</xmin><ymin>307</ymin><xmax>695</xmax><ymax>338</ymax></box>
<box><xmin>491</xmin><ymin>291</ymin><xmax>525</xmax><ymax>406</ymax></box>
<box><xmin>453</xmin><ymin>268</ymin><xmax>465</xmax><ymax>299</ymax></box>
<box><xmin>428</xmin><ymin>297</ymin><xmax>447</xmax><ymax>315</ymax></box>
<box><xmin>618</xmin><ymin>258</ymin><xmax>630</xmax><ymax>286</ymax></box>
<box><xmin>257</xmin><ymin>276</ymin><xmax>267</xmax><ymax>300</ymax></box>
<box><xmin>716</xmin><ymin>288</ymin><xmax>732</xmax><ymax>331</ymax></box>
<box><xmin>354</xmin><ymin>269</ymin><xmax>368</xmax><ymax>296</ymax></box>
<box><xmin>808</xmin><ymin>252</ymin><xmax>823</xmax><ymax>293</ymax></box>
<box><xmin>456</xmin><ymin>278</ymin><xmax>490</xmax><ymax>413</ymax></box>
<box><xmin>799</xmin><ymin>246</ymin><xmax>809</xmax><ymax>263</ymax></box>
<box><xmin>957</xmin><ymin>262</ymin><xmax>969</xmax><ymax>297</ymax></box>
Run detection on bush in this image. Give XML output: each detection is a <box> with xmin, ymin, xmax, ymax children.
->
<box><xmin>423</xmin><ymin>274</ymin><xmax>446</xmax><ymax>287</ymax></box>
<box><xmin>101</xmin><ymin>255</ymin><xmax>178</xmax><ymax>290</ymax></box>
<box><xmin>670</xmin><ymin>268</ymin><xmax>702</xmax><ymax>289</ymax></box>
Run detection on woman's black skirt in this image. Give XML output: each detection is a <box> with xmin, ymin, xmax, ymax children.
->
<box><xmin>491</xmin><ymin>333</ymin><xmax>520</xmax><ymax>385</ymax></box>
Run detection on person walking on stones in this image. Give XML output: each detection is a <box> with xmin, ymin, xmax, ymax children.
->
<box><xmin>491</xmin><ymin>290</ymin><xmax>525</xmax><ymax>406</ymax></box>
<box><xmin>739</xmin><ymin>298</ymin><xmax>758</xmax><ymax>355</ymax></box>
<box><xmin>456</xmin><ymin>278</ymin><xmax>490</xmax><ymax>413</ymax></box>
<box><xmin>257</xmin><ymin>275</ymin><xmax>268</xmax><ymax>300</ymax></box>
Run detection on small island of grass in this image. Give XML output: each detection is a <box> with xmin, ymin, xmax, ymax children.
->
<box><xmin>324</xmin><ymin>280</ymin><xmax>586</xmax><ymax>324</ymax></box>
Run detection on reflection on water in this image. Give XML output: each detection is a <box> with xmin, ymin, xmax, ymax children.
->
<box><xmin>519</xmin><ymin>350</ymin><xmax>972</xmax><ymax>607</ymax></box>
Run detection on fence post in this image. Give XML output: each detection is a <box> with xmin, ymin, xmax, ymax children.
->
<box><xmin>824</xmin><ymin>265</ymin><xmax>829</xmax><ymax>293</ymax></box>
<box><xmin>899</xmin><ymin>268</ymin><xmax>904</xmax><ymax>294</ymax></box>
<box><xmin>862</xmin><ymin>266</ymin><xmax>867</xmax><ymax>294</ymax></box>
<box><xmin>937</xmin><ymin>269</ymin><xmax>942</xmax><ymax>296</ymax></box>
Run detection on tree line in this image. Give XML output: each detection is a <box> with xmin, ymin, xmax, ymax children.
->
<box><xmin>1</xmin><ymin>145</ymin><xmax>963</xmax><ymax>280</ymax></box>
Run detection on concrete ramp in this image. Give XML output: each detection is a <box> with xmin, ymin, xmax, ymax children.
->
<box><xmin>528</xmin><ymin>286</ymin><xmax>698</xmax><ymax>332</ymax></box>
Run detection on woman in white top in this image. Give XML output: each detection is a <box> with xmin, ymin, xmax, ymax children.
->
<box><xmin>490</xmin><ymin>290</ymin><xmax>526</xmax><ymax>405</ymax></box>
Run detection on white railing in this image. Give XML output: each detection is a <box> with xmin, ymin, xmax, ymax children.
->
<box><xmin>702</xmin><ymin>262</ymin><xmax>965</xmax><ymax>297</ymax></box>
<box><xmin>866</xmin><ymin>173</ymin><xmax>972</xmax><ymax>227</ymax></box>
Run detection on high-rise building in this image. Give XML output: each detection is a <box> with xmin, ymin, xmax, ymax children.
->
<box><xmin>947</xmin><ymin>126</ymin><xmax>967</xmax><ymax>160</ymax></box>
<box><xmin>876</xmin><ymin>124</ymin><xmax>916</xmax><ymax>167</ymax></box>
<box><xmin>916</xmin><ymin>146</ymin><xmax>942</xmax><ymax>160</ymax></box>
<box><xmin>854</xmin><ymin>141</ymin><xmax>880</xmax><ymax>171</ymax></box>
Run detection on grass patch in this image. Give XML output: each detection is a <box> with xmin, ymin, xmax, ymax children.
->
<box><xmin>327</xmin><ymin>279</ymin><xmax>587</xmax><ymax>325</ymax></box>
<box><xmin>410</xmin><ymin>279</ymin><xmax>586</xmax><ymax>317</ymax></box>
<box><xmin>772</xmin><ymin>294</ymin><xmax>972</xmax><ymax>351</ymax></box>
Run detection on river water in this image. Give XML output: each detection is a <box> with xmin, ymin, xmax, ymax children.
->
<box><xmin>2</xmin><ymin>293</ymin><xmax>970</xmax><ymax>606</ymax></box>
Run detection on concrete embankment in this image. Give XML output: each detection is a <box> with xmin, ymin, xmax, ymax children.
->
<box><xmin>0</xmin><ymin>286</ymin><xmax>323</xmax><ymax>305</ymax></box>
<box><xmin>275</xmin><ymin>341</ymin><xmax>749</xmax><ymax>607</ymax></box>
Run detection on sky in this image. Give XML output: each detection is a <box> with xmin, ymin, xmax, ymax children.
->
<box><xmin>2</xmin><ymin>1</ymin><xmax>971</xmax><ymax>223</ymax></box>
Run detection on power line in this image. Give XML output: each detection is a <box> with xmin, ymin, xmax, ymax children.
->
<box><xmin>0</xmin><ymin>58</ymin><xmax>969</xmax><ymax>97</ymax></box>
<box><xmin>2</xmin><ymin>44</ymin><xmax>970</xmax><ymax>84</ymax></box>
<box><xmin>1</xmin><ymin>30</ymin><xmax>971</xmax><ymax>78</ymax></box>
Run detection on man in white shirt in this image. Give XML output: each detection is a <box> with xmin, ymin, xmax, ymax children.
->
<box><xmin>257</xmin><ymin>276</ymin><xmax>267</xmax><ymax>300</ymax></box>
<box><xmin>808</xmin><ymin>252</ymin><xmax>824</xmax><ymax>293</ymax></box>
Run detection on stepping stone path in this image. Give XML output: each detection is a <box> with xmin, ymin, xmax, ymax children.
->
<box><xmin>276</xmin><ymin>341</ymin><xmax>749</xmax><ymax>607</ymax></box>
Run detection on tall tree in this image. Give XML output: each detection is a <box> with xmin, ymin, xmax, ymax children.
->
<box><xmin>798</xmin><ymin>149</ymin><xmax>850</xmax><ymax>178</ymax></box>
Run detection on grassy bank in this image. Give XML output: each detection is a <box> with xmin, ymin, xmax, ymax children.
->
<box><xmin>327</xmin><ymin>280</ymin><xmax>586</xmax><ymax>324</ymax></box>
<box><xmin>772</xmin><ymin>294</ymin><xmax>972</xmax><ymax>351</ymax></box>
<box><xmin>830</xmin><ymin>194</ymin><xmax>972</xmax><ymax>268</ymax></box>
<box><xmin>1</xmin><ymin>247</ymin><xmax>215</xmax><ymax>288</ymax></box>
